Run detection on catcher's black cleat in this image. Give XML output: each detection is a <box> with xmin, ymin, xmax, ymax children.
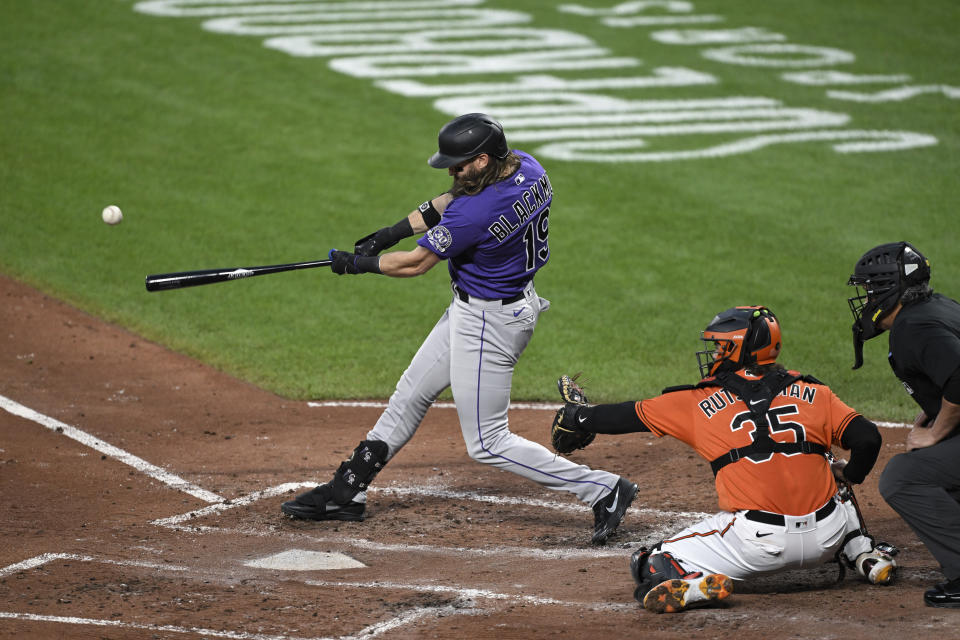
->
<box><xmin>281</xmin><ymin>485</ymin><xmax>365</xmax><ymax>522</ymax></box>
<box><xmin>592</xmin><ymin>477</ymin><xmax>638</xmax><ymax>545</ymax></box>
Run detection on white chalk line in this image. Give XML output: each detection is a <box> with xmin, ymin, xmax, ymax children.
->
<box><xmin>152</xmin><ymin>481</ymin><xmax>709</xmax><ymax>528</ymax></box>
<box><xmin>0</xmin><ymin>553</ymin><xmax>478</xmax><ymax>640</ymax></box>
<box><xmin>0</xmin><ymin>553</ymin><xmax>628</xmax><ymax>614</ymax></box>
<box><xmin>876</xmin><ymin>421</ymin><xmax>910</xmax><ymax>429</ymax></box>
<box><xmin>0</xmin><ymin>609</ymin><xmax>465</xmax><ymax>640</ymax></box>
<box><xmin>0</xmin><ymin>393</ymin><xmax>223</xmax><ymax>503</ymax></box>
<box><xmin>150</xmin><ymin>481</ymin><xmax>704</xmax><ymax>559</ymax></box>
<box><xmin>307</xmin><ymin>400</ymin><xmax>912</xmax><ymax>428</ymax></box>
<box><xmin>342</xmin><ymin>604</ymin><xmax>479</xmax><ymax>640</ymax></box>
<box><xmin>0</xmin><ymin>550</ymin><xmax>938</xmax><ymax>628</ymax></box>
<box><xmin>165</xmin><ymin>522</ymin><xmax>660</xmax><ymax>560</ymax></box>
<box><xmin>152</xmin><ymin>481</ymin><xmax>305</xmax><ymax>527</ymax></box>
<box><xmin>305</xmin><ymin>579</ymin><xmax>636</xmax><ymax>612</ymax></box>
<box><xmin>376</xmin><ymin>483</ymin><xmax>712</xmax><ymax>521</ymax></box>
<box><xmin>0</xmin><ymin>554</ymin><xmax>621</xmax><ymax>639</ymax></box>
<box><xmin>0</xmin><ymin>552</ymin><xmax>188</xmax><ymax>579</ymax></box>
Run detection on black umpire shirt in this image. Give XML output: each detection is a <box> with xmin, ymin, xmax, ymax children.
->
<box><xmin>888</xmin><ymin>293</ymin><xmax>960</xmax><ymax>423</ymax></box>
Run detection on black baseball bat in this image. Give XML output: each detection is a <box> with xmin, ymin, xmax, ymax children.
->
<box><xmin>146</xmin><ymin>259</ymin><xmax>332</xmax><ymax>292</ymax></box>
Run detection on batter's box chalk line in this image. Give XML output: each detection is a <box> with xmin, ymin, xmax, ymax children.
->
<box><xmin>0</xmin><ymin>606</ymin><xmax>469</xmax><ymax>640</ymax></box>
<box><xmin>304</xmin><ymin>579</ymin><xmax>635</xmax><ymax>612</ymax></box>
<box><xmin>0</xmin><ymin>554</ymin><xmax>629</xmax><ymax>640</ymax></box>
<box><xmin>150</xmin><ymin>481</ymin><xmax>709</xmax><ymax>558</ymax></box>
<box><xmin>0</xmin><ymin>553</ymin><xmax>189</xmax><ymax>579</ymax></box>
<box><xmin>0</xmin><ymin>393</ymin><xmax>223</xmax><ymax>503</ymax></box>
<box><xmin>0</xmin><ymin>555</ymin><xmax>478</xmax><ymax>640</ymax></box>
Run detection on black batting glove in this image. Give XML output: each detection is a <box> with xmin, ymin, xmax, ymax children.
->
<box><xmin>330</xmin><ymin>249</ymin><xmax>360</xmax><ymax>275</ymax></box>
<box><xmin>328</xmin><ymin>249</ymin><xmax>382</xmax><ymax>276</ymax></box>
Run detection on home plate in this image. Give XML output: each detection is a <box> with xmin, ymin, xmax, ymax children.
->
<box><xmin>244</xmin><ymin>550</ymin><xmax>366</xmax><ymax>571</ymax></box>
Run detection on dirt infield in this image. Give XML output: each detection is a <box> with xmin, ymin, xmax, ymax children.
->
<box><xmin>0</xmin><ymin>273</ymin><xmax>956</xmax><ymax>639</ymax></box>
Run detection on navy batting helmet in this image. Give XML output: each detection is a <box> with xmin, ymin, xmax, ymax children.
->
<box><xmin>428</xmin><ymin>113</ymin><xmax>509</xmax><ymax>169</ymax></box>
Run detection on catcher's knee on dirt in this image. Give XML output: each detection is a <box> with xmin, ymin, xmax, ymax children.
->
<box><xmin>631</xmin><ymin>547</ymin><xmax>698</xmax><ymax>602</ymax></box>
<box><xmin>331</xmin><ymin>440</ymin><xmax>389</xmax><ymax>504</ymax></box>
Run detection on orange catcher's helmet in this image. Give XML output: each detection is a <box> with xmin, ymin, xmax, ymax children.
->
<box><xmin>696</xmin><ymin>306</ymin><xmax>782</xmax><ymax>378</ymax></box>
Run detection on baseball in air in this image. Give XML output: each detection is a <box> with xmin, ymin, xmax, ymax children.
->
<box><xmin>101</xmin><ymin>205</ymin><xmax>123</xmax><ymax>225</ymax></box>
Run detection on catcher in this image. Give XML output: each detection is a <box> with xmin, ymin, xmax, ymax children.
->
<box><xmin>550</xmin><ymin>306</ymin><xmax>899</xmax><ymax>613</ymax></box>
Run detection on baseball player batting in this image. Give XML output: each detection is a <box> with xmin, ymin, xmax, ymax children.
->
<box><xmin>550</xmin><ymin>306</ymin><xmax>898</xmax><ymax>612</ymax></box>
<box><xmin>281</xmin><ymin>113</ymin><xmax>637</xmax><ymax>545</ymax></box>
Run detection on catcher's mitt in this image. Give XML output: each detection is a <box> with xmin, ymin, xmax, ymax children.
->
<box><xmin>550</xmin><ymin>374</ymin><xmax>596</xmax><ymax>455</ymax></box>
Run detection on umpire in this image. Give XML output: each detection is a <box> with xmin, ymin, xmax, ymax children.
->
<box><xmin>847</xmin><ymin>241</ymin><xmax>960</xmax><ymax>608</ymax></box>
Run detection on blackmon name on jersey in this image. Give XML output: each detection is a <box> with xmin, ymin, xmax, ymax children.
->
<box><xmin>487</xmin><ymin>172</ymin><xmax>553</xmax><ymax>243</ymax></box>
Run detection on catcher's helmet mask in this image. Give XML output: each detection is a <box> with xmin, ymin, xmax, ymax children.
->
<box><xmin>697</xmin><ymin>306</ymin><xmax>782</xmax><ymax>378</ymax></box>
<box><xmin>428</xmin><ymin>113</ymin><xmax>509</xmax><ymax>169</ymax></box>
<box><xmin>846</xmin><ymin>241</ymin><xmax>930</xmax><ymax>369</ymax></box>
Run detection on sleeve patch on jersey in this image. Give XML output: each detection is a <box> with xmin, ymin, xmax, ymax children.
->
<box><xmin>426</xmin><ymin>225</ymin><xmax>453</xmax><ymax>253</ymax></box>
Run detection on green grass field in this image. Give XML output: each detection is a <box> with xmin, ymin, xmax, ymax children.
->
<box><xmin>2</xmin><ymin>0</ymin><xmax>958</xmax><ymax>420</ymax></box>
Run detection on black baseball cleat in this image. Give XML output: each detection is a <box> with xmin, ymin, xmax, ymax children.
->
<box><xmin>924</xmin><ymin>577</ymin><xmax>960</xmax><ymax>608</ymax></box>
<box><xmin>592</xmin><ymin>477</ymin><xmax>638</xmax><ymax>545</ymax></box>
<box><xmin>281</xmin><ymin>484</ymin><xmax>365</xmax><ymax>522</ymax></box>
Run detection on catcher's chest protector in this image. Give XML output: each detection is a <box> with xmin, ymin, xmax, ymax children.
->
<box><xmin>667</xmin><ymin>370</ymin><xmax>828</xmax><ymax>475</ymax></box>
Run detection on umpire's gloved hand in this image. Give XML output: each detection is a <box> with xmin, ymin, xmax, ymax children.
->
<box><xmin>329</xmin><ymin>249</ymin><xmax>382</xmax><ymax>276</ymax></box>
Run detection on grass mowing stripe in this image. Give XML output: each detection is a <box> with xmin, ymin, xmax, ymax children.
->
<box><xmin>0</xmin><ymin>0</ymin><xmax>957</xmax><ymax>420</ymax></box>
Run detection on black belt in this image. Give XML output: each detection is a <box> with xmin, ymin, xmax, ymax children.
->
<box><xmin>745</xmin><ymin>498</ymin><xmax>837</xmax><ymax>526</ymax></box>
<box><xmin>454</xmin><ymin>285</ymin><xmax>525</xmax><ymax>305</ymax></box>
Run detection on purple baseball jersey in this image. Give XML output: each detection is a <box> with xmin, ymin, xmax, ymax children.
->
<box><xmin>417</xmin><ymin>151</ymin><xmax>552</xmax><ymax>300</ymax></box>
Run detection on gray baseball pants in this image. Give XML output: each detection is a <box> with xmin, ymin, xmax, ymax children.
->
<box><xmin>365</xmin><ymin>284</ymin><xmax>618</xmax><ymax>507</ymax></box>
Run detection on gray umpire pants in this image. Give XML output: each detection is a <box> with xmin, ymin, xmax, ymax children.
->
<box><xmin>878</xmin><ymin>432</ymin><xmax>960</xmax><ymax>581</ymax></box>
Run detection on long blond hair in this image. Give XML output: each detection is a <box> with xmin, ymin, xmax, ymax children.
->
<box><xmin>450</xmin><ymin>152</ymin><xmax>522</xmax><ymax>197</ymax></box>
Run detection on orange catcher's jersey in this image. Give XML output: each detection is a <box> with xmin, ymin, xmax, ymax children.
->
<box><xmin>636</xmin><ymin>371</ymin><xmax>859</xmax><ymax>515</ymax></box>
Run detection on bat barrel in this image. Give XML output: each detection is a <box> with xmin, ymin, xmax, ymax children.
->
<box><xmin>145</xmin><ymin>269</ymin><xmax>233</xmax><ymax>291</ymax></box>
<box><xmin>145</xmin><ymin>260</ymin><xmax>331</xmax><ymax>292</ymax></box>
